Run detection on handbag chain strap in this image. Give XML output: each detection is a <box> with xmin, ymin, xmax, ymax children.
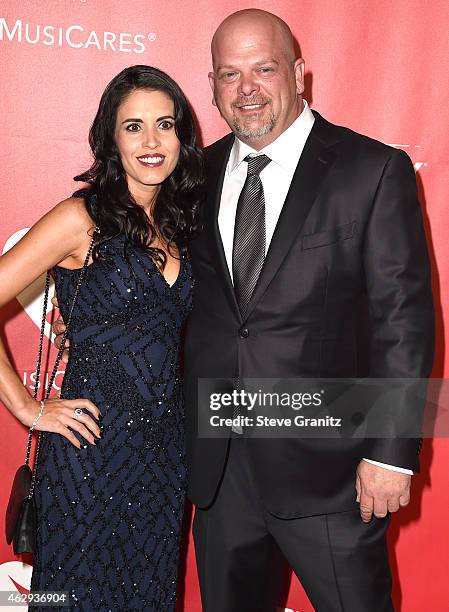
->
<box><xmin>25</xmin><ymin>227</ymin><xmax>99</xmax><ymax>498</ymax></box>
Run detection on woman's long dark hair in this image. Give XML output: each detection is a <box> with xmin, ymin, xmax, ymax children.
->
<box><xmin>73</xmin><ymin>65</ymin><xmax>204</xmax><ymax>267</ymax></box>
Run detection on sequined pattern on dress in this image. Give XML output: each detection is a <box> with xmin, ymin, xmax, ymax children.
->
<box><xmin>30</xmin><ymin>235</ymin><xmax>193</xmax><ymax>611</ymax></box>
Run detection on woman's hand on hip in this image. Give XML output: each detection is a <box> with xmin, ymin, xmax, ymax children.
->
<box><xmin>21</xmin><ymin>398</ymin><xmax>102</xmax><ymax>449</ymax></box>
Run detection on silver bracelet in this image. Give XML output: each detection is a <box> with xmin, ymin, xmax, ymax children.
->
<box><xmin>30</xmin><ymin>400</ymin><xmax>45</xmax><ymax>432</ymax></box>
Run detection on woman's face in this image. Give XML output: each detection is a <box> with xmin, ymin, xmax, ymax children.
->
<box><xmin>114</xmin><ymin>88</ymin><xmax>181</xmax><ymax>199</ymax></box>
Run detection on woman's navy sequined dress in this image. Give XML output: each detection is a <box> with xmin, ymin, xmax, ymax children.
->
<box><xmin>30</xmin><ymin>235</ymin><xmax>193</xmax><ymax>611</ymax></box>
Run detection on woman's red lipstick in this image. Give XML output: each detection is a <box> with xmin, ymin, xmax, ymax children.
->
<box><xmin>136</xmin><ymin>154</ymin><xmax>165</xmax><ymax>168</ymax></box>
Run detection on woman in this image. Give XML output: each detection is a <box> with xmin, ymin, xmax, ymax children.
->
<box><xmin>0</xmin><ymin>65</ymin><xmax>203</xmax><ymax>610</ymax></box>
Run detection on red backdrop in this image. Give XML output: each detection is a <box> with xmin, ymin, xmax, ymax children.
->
<box><xmin>1</xmin><ymin>1</ymin><xmax>448</xmax><ymax>610</ymax></box>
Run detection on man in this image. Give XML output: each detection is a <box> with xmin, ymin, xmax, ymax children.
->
<box><xmin>54</xmin><ymin>9</ymin><xmax>434</xmax><ymax>611</ymax></box>
<box><xmin>184</xmin><ymin>8</ymin><xmax>434</xmax><ymax>612</ymax></box>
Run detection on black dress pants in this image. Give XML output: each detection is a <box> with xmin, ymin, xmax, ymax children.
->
<box><xmin>193</xmin><ymin>437</ymin><xmax>393</xmax><ymax>612</ymax></box>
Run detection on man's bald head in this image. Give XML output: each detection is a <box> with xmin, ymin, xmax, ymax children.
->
<box><xmin>211</xmin><ymin>9</ymin><xmax>296</xmax><ymax>67</ymax></box>
<box><xmin>208</xmin><ymin>9</ymin><xmax>304</xmax><ymax>150</ymax></box>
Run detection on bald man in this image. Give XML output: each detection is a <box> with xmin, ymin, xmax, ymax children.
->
<box><xmin>184</xmin><ymin>9</ymin><xmax>434</xmax><ymax>612</ymax></box>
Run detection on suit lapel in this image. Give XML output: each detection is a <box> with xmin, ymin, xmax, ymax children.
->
<box><xmin>243</xmin><ymin>112</ymin><xmax>341</xmax><ymax>320</ymax></box>
<box><xmin>204</xmin><ymin>134</ymin><xmax>242</xmax><ymax>322</ymax></box>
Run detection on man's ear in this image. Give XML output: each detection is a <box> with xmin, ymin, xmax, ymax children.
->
<box><xmin>293</xmin><ymin>58</ymin><xmax>305</xmax><ymax>96</ymax></box>
<box><xmin>208</xmin><ymin>71</ymin><xmax>217</xmax><ymax>107</ymax></box>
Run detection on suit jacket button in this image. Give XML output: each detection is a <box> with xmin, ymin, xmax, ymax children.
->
<box><xmin>239</xmin><ymin>328</ymin><xmax>249</xmax><ymax>339</ymax></box>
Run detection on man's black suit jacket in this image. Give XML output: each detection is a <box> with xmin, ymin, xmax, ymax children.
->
<box><xmin>183</xmin><ymin>110</ymin><xmax>434</xmax><ymax>518</ymax></box>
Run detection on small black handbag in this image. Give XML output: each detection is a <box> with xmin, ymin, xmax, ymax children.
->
<box><xmin>5</xmin><ymin>230</ymin><xmax>98</xmax><ymax>554</ymax></box>
<box><xmin>5</xmin><ymin>464</ymin><xmax>35</xmax><ymax>553</ymax></box>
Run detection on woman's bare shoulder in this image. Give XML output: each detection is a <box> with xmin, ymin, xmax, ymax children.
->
<box><xmin>51</xmin><ymin>196</ymin><xmax>96</xmax><ymax>234</ymax></box>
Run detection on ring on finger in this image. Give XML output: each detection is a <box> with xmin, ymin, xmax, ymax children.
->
<box><xmin>74</xmin><ymin>408</ymin><xmax>84</xmax><ymax>419</ymax></box>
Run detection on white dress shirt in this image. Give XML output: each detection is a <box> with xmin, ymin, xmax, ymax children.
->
<box><xmin>218</xmin><ymin>100</ymin><xmax>412</xmax><ymax>476</ymax></box>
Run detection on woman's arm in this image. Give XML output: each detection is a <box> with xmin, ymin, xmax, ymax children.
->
<box><xmin>0</xmin><ymin>197</ymin><xmax>101</xmax><ymax>447</ymax></box>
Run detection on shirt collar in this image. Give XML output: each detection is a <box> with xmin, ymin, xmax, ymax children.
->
<box><xmin>227</xmin><ymin>100</ymin><xmax>315</xmax><ymax>175</ymax></box>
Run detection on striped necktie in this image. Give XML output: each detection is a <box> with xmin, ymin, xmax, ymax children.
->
<box><xmin>232</xmin><ymin>154</ymin><xmax>271</xmax><ymax>316</ymax></box>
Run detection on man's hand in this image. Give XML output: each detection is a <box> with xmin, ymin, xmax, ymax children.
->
<box><xmin>356</xmin><ymin>460</ymin><xmax>411</xmax><ymax>522</ymax></box>
<box><xmin>51</xmin><ymin>295</ymin><xmax>70</xmax><ymax>363</ymax></box>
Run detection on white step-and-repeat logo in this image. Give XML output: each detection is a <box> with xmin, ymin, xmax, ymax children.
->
<box><xmin>0</xmin><ymin>561</ymin><xmax>32</xmax><ymax>611</ymax></box>
<box><xmin>0</xmin><ymin>17</ymin><xmax>156</xmax><ymax>54</ymax></box>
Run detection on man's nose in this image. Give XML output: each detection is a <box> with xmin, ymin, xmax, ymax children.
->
<box><xmin>238</xmin><ymin>73</ymin><xmax>259</xmax><ymax>98</ymax></box>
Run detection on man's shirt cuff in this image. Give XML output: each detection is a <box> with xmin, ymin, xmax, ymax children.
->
<box><xmin>363</xmin><ymin>458</ymin><xmax>413</xmax><ymax>475</ymax></box>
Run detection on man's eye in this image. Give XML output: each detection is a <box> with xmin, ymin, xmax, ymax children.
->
<box><xmin>221</xmin><ymin>72</ymin><xmax>237</xmax><ymax>80</ymax></box>
<box><xmin>159</xmin><ymin>121</ymin><xmax>174</xmax><ymax>130</ymax></box>
<box><xmin>258</xmin><ymin>67</ymin><xmax>274</xmax><ymax>74</ymax></box>
<box><xmin>125</xmin><ymin>123</ymin><xmax>141</xmax><ymax>132</ymax></box>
